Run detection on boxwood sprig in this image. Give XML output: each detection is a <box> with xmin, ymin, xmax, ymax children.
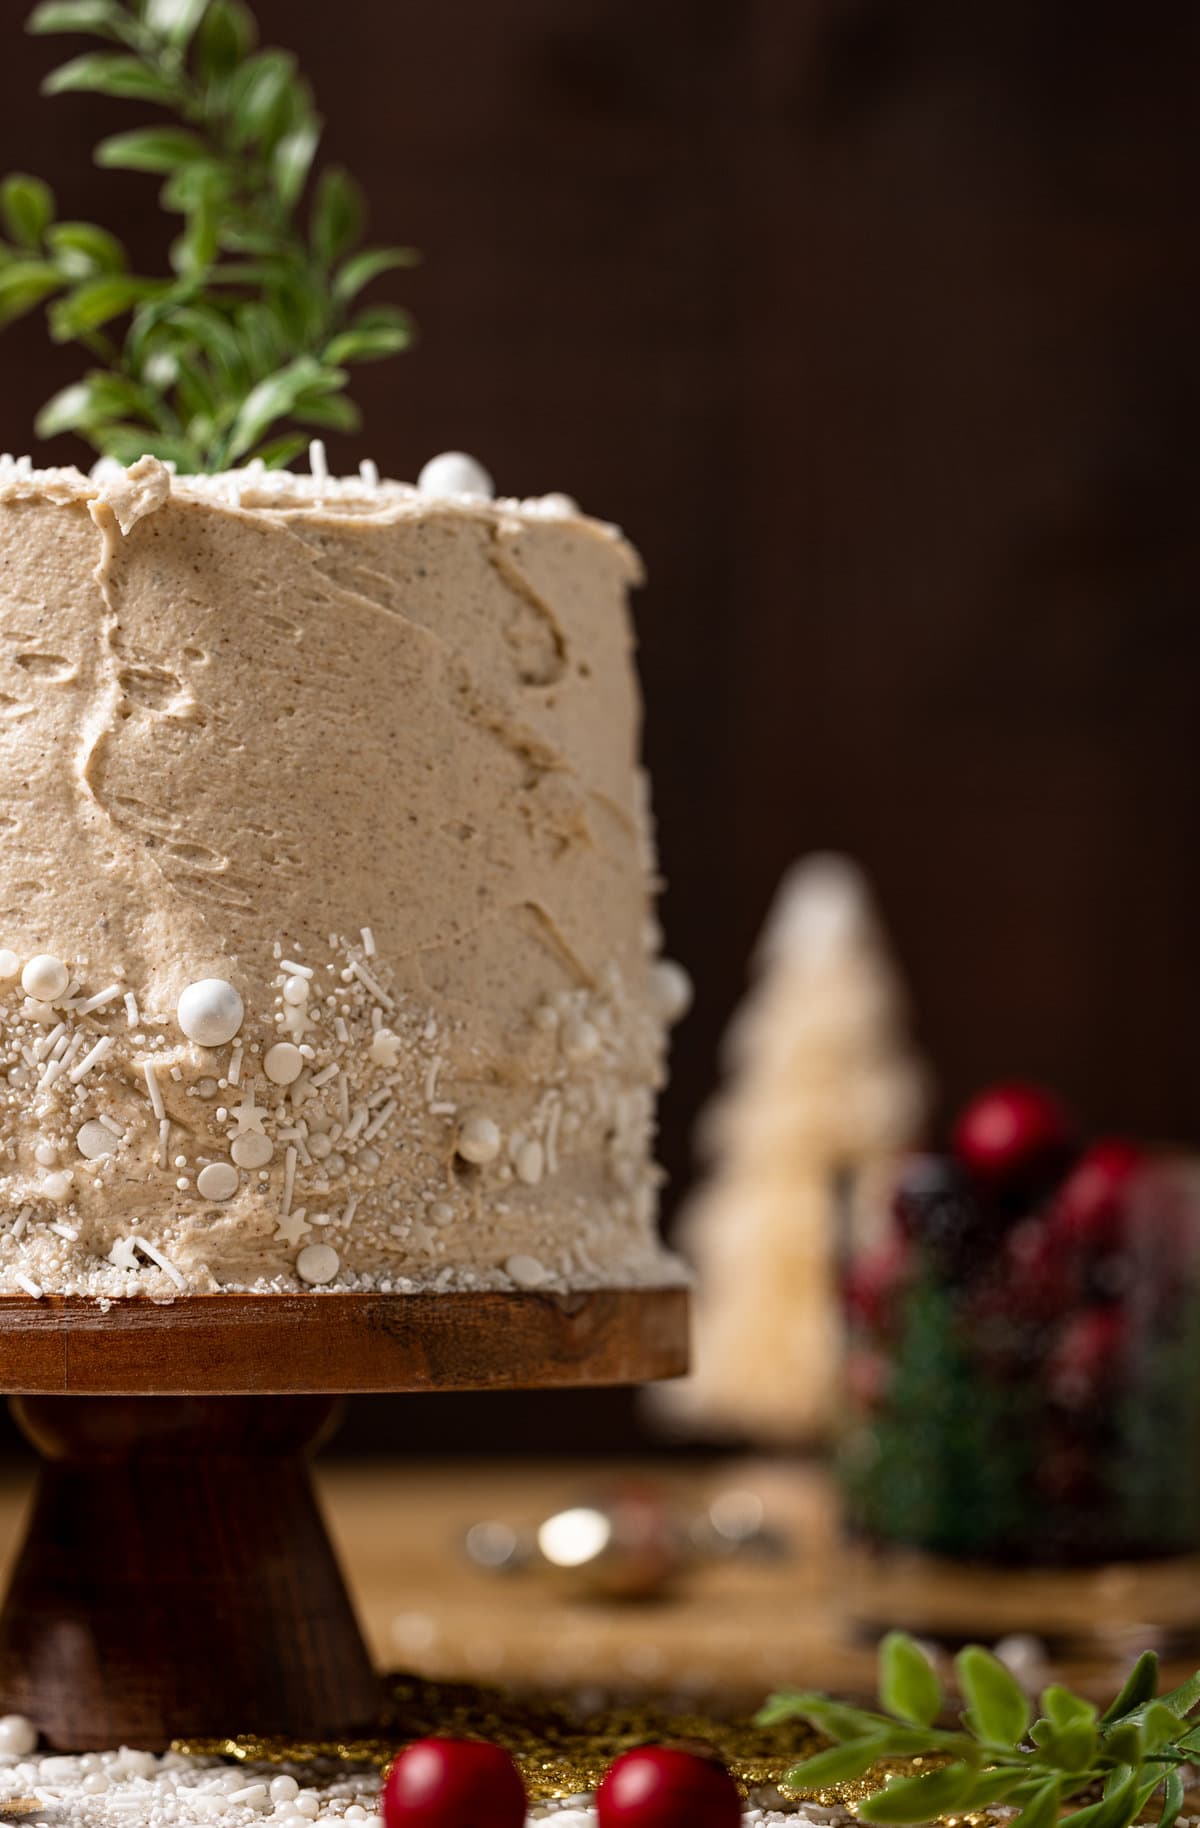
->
<box><xmin>758</xmin><ymin>1636</ymin><xmax>1200</xmax><ymax>1828</ymax></box>
<box><xmin>0</xmin><ymin>0</ymin><xmax>418</xmax><ymax>471</ymax></box>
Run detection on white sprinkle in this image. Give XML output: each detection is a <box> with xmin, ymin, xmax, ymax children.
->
<box><xmin>227</xmin><ymin>1042</ymin><xmax>243</xmax><ymax>1086</ymax></box>
<box><xmin>142</xmin><ymin>1062</ymin><xmax>165</xmax><ymax>1120</ymax></box>
<box><xmin>359</xmin><ymin>458</ymin><xmax>379</xmax><ymax>488</ymax></box>
<box><xmin>15</xmin><ymin>1273</ymin><xmax>43</xmax><ymax>1299</ymax></box>
<box><xmin>371</xmin><ymin>1005</ymin><xmax>383</xmax><ymax>1029</ymax></box>
<box><xmin>123</xmin><ymin>991</ymin><xmax>139</xmax><ymax>1026</ymax></box>
<box><xmin>197</xmin><ymin>1161</ymin><xmax>238</xmax><ymax>1201</ymax></box>
<box><xmin>457</xmin><ymin>1112</ymin><xmax>502</xmax><ymax>1165</ymax></box>
<box><xmin>516</xmin><ymin>1139</ymin><xmax>545</xmax><ymax>1186</ymax></box>
<box><xmin>49</xmin><ymin>1222</ymin><xmax>77</xmax><ymax>1241</ymax></box>
<box><xmin>33</xmin><ymin>1022</ymin><xmax>66</xmax><ymax>1064</ymax></box>
<box><xmin>370</xmin><ymin>1028</ymin><xmax>401</xmax><ymax>1069</ymax></box>
<box><xmin>75</xmin><ymin>984</ymin><xmax>120</xmax><ymax>1015</ymax></box>
<box><xmin>334</xmin><ymin>1016</ymin><xmax>349</xmax><ymax>1043</ymax></box>
<box><xmin>0</xmin><ymin>949</ymin><xmax>19</xmax><ymax>981</ymax></box>
<box><xmin>133</xmin><ymin>1237</ymin><xmax>185</xmax><ymax>1290</ymax></box>
<box><xmin>361</xmin><ymin>926</ymin><xmax>376</xmax><ymax>957</ymax></box>
<box><xmin>232</xmin><ymin>1132</ymin><xmax>273</xmax><ymax>1170</ymax></box>
<box><xmin>76</xmin><ymin>1120</ymin><xmax>115</xmax><ymax>1161</ymax></box>
<box><xmin>282</xmin><ymin>974</ymin><xmax>310</xmax><ymax>1006</ymax></box>
<box><xmin>342</xmin><ymin>1193</ymin><xmax>360</xmax><ymax>1226</ymax></box>
<box><xmin>296</xmin><ymin>1241</ymin><xmax>339</xmax><ymax>1285</ymax></box>
<box><xmin>545</xmin><ymin>1097</ymin><xmax>562</xmax><ymax>1175</ymax></box>
<box><xmin>344</xmin><ymin>1104</ymin><xmax>368</xmax><ymax>1141</ymax></box>
<box><xmin>308</xmin><ymin>438</ymin><xmax>328</xmax><ymax>484</ymax></box>
<box><xmin>367</xmin><ymin>1085</ymin><xmax>393</xmax><ymax>1108</ymax></box>
<box><xmin>362</xmin><ymin>1098</ymin><xmax>396</xmax><ymax>1142</ymax></box>
<box><xmin>430</xmin><ymin>1100</ymin><xmax>457</xmax><ymax>1116</ymax></box>
<box><xmin>11</xmin><ymin>1207</ymin><xmax>30</xmax><ymax>1239</ymax></box>
<box><xmin>158</xmin><ymin>1118</ymin><xmax>171</xmax><ymax>1168</ymax></box>
<box><xmin>337</xmin><ymin>1070</ymin><xmax>350</xmax><ymax>1126</ymax></box>
<box><xmin>417</xmin><ymin>450</ymin><xmax>494</xmax><ymax>500</ymax></box>
<box><xmin>99</xmin><ymin>1114</ymin><xmax>124</xmax><ymax>1135</ymax></box>
<box><xmin>505</xmin><ymin>1253</ymin><xmax>550</xmax><ymax>1289</ymax></box>
<box><xmin>309</xmin><ymin>1062</ymin><xmax>339</xmax><ymax>1088</ymax></box>
<box><xmin>282</xmin><ymin>1146</ymin><xmax>298</xmax><ymax>1216</ymax></box>
<box><xmin>279</xmin><ymin>958</ymin><xmax>313</xmax><ymax>978</ymax></box>
<box><xmin>349</xmin><ymin>961</ymin><xmax>394</xmax><ymax>1009</ymax></box>
<box><xmin>68</xmin><ymin>1035</ymin><xmax>113</xmax><ymax>1083</ymax></box>
<box><xmin>264</xmin><ymin>1041</ymin><xmax>303</xmax><ymax>1085</ymax></box>
<box><xmin>39</xmin><ymin>1058</ymin><xmax>64</xmax><ymax>1091</ymax></box>
<box><xmin>21</xmin><ymin>954</ymin><xmax>69</xmax><ymax>1002</ymax></box>
<box><xmin>177</xmin><ymin>977</ymin><xmax>244</xmax><ymax>1048</ymax></box>
<box><xmin>423</xmin><ymin>1056</ymin><xmax>442</xmax><ymax>1104</ymax></box>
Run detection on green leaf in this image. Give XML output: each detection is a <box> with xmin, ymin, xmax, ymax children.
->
<box><xmin>324</xmin><ymin>313</ymin><xmax>415</xmax><ymax>365</ymax></box>
<box><xmin>195</xmin><ymin>0</ymin><xmax>256</xmax><ymax>79</ymax></box>
<box><xmin>783</xmin><ymin>1735</ymin><xmax>892</xmax><ymax>1793</ymax></box>
<box><xmin>1157</xmin><ymin>1666</ymin><xmax>1200</xmax><ymax>1717</ymax></box>
<box><xmin>48</xmin><ymin>274</ymin><xmax>161</xmax><ymax>339</ymax></box>
<box><xmin>43</xmin><ymin>52</ymin><xmax>179</xmax><ymax>102</ymax></box>
<box><xmin>1101</xmin><ymin>1650</ymin><xmax>1159</xmax><ymax>1723</ymax></box>
<box><xmin>879</xmin><ymin>1633</ymin><xmax>943</xmax><ymax>1728</ymax></box>
<box><xmin>1140</xmin><ymin>1700</ymin><xmax>1185</xmax><ymax>1750</ymax></box>
<box><xmin>272</xmin><ymin>119</ymin><xmax>321</xmax><ymax>206</ymax></box>
<box><xmin>244</xmin><ymin>432</ymin><xmax>309</xmax><ymax>470</ymax></box>
<box><xmin>1038</xmin><ymin>1720</ymin><xmax>1098</xmax><ymax>1773</ymax></box>
<box><xmin>332</xmin><ymin>245</ymin><xmax>420</xmax><ymax>304</ymax></box>
<box><xmin>227</xmin><ymin>50</ymin><xmax>299</xmax><ymax>148</ymax></box>
<box><xmin>966</xmin><ymin>1768</ymin><xmax>1032</xmax><ymax>1808</ymax></box>
<box><xmin>143</xmin><ymin>0</ymin><xmax>208</xmax><ymax>45</ymax></box>
<box><xmin>47</xmin><ymin>220</ymin><xmax>127</xmax><ymax>277</ymax></box>
<box><xmin>311</xmin><ymin>167</ymin><xmax>364</xmax><ymax>265</ymax></box>
<box><xmin>1158</xmin><ymin>1766</ymin><xmax>1185</xmax><ymax>1828</ymax></box>
<box><xmin>754</xmin><ymin>1691</ymin><xmax>890</xmax><ymax>1741</ymax></box>
<box><xmin>86</xmin><ymin>423</ymin><xmax>200</xmax><ymax>468</ymax></box>
<box><xmin>956</xmin><ymin>1645</ymin><xmax>1031</xmax><ymax>1746</ymax></box>
<box><xmin>1</xmin><ymin>174</ymin><xmax>55</xmax><ymax>249</ymax></box>
<box><xmin>1101</xmin><ymin>1721</ymin><xmax>1143</xmax><ymax>1766</ymax></box>
<box><xmin>35</xmin><ymin>371</ymin><xmax>152</xmax><ymax>437</ymax></box>
<box><xmin>1041</xmin><ymin>1687</ymin><xmax>1098</xmax><ymax>1729</ymax></box>
<box><xmin>27</xmin><ymin>0</ymin><xmax>123</xmax><ymax>36</ymax></box>
<box><xmin>858</xmin><ymin>1761</ymin><xmax>980</xmax><ymax>1824</ymax></box>
<box><xmin>0</xmin><ymin>260</ymin><xmax>63</xmax><ymax>326</ymax></box>
<box><xmin>1010</xmin><ymin>1776</ymin><xmax>1062</xmax><ymax>1828</ymax></box>
<box><xmin>95</xmin><ymin>127</ymin><xmax>208</xmax><ymax>173</ymax></box>
<box><xmin>224</xmin><ymin>355</ymin><xmax>346</xmax><ymax>463</ymax></box>
<box><xmin>291</xmin><ymin>392</ymin><xmax>359</xmax><ymax>433</ymax></box>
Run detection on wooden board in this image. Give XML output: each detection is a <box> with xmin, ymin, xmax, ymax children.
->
<box><xmin>0</xmin><ymin>1288</ymin><xmax>689</xmax><ymax>1396</ymax></box>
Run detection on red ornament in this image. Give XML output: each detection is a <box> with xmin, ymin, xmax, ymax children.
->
<box><xmin>382</xmin><ymin>1739</ymin><xmax>526</xmax><ymax>1828</ymax></box>
<box><xmin>597</xmin><ymin>1746</ymin><xmax>741</xmax><ymax>1828</ymax></box>
<box><xmin>1052</xmin><ymin>1138</ymin><xmax>1146</xmax><ymax>1254</ymax></box>
<box><xmin>952</xmin><ymin>1082</ymin><xmax>1076</xmax><ymax>1202</ymax></box>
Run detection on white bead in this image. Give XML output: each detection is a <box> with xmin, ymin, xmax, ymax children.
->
<box><xmin>505</xmin><ymin>1253</ymin><xmax>550</xmax><ymax>1289</ymax></box>
<box><xmin>34</xmin><ymin>1142</ymin><xmax>58</xmax><ymax>1168</ymax></box>
<box><xmin>82</xmin><ymin>1771</ymin><xmax>109</xmax><ymax>1793</ymax></box>
<box><xmin>232</xmin><ymin>1132</ymin><xmax>274</xmax><ymax>1170</ymax></box>
<box><xmin>515</xmin><ymin>1139</ymin><xmax>545</xmax><ymax>1186</ymax></box>
<box><xmin>456</xmin><ymin>1113</ymin><xmax>501</xmax><ymax>1165</ymax></box>
<box><xmin>296</xmin><ymin>1243</ymin><xmax>339</xmax><ymax>1285</ymax></box>
<box><xmin>538</xmin><ymin>492</ymin><xmax>580</xmax><ymax>518</ymax></box>
<box><xmin>369</xmin><ymin>1028</ymin><xmax>400</xmax><ymax>1068</ymax></box>
<box><xmin>343</xmin><ymin>1810</ymin><xmax>368</xmax><ymax>1823</ymax></box>
<box><xmin>76</xmin><ymin>1121</ymin><xmax>115</xmax><ymax>1161</ymax></box>
<box><xmin>0</xmin><ymin>1715</ymin><xmax>36</xmax><ymax>1756</ymax></box>
<box><xmin>264</xmin><ymin>1042</ymin><xmax>303</xmax><ymax>1085</ymax></box>
<box><xmin>308</xmin><ymin>1132</ymin><xmax>332</xmax><ymax>1160</ymax></box>
<box><xmin>177</xmin><ymin>978</ymin><xmax>244</xmax><ymax>1047</ymax></box>
<box><xmin>560</xmin><ymin>1014</ymin><xmax>599</xmax><ymax>1062</ymax></box>
<box><xmin>282</xmin><ymin>975</ymin><xmax>309</xmax><ymax>1006</ymax></box>
<box><xmin>41</xmin><ymin>1170</ymin><xmax>73</xmax><ymax>1202</ymax></box>
<box><xmin>0</xmin><ymin>949</ymin><xmax>19</xmax><ymax>980</ymax></box>
<box><xmin>650</xmin><ymin>957</ymin><xmax>694</xmax><ymax>1023</ymax></box>
<box><xmin>196</xmin><ymin>1161</ymin><xmax>238</xmax><ymax>1202</ymax></box>
<box><xmin>293</xmin><ymin>1792</ymin><xmax>320</xmax><ymax>1817</ymax></box>
<box><xmin>270</xmin><ymin>1777</ymin><xmax>300</xmax><ymax>1803</ymax></box>
<box><xmin>21</xmin><ymin>955</ymin><xmax>68</xmax><ymax>1002</ymax></box>
<box><xmin>416</xmin><ymin>451</ymin><xmax>494</xmax><ymax>500</ymax></box>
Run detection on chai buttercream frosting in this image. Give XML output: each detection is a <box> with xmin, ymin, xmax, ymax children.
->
<box><xmin>0</xmin><ymin>447</ymin><xmax>690</xmax><ymax>1297</ymax></box>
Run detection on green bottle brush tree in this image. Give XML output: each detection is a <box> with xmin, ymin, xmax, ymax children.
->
<box><xmin>0</xmin><ymin>0</ymin><xmax>417</xmax><ymax>471</ymax></box>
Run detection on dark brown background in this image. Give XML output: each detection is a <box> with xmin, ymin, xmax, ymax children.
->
<box><xmin>1</xmin><ymin>0</ymin><xmax>1198</xmax><ymax>1451</ymax></box>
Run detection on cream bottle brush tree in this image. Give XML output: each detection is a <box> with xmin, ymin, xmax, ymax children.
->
<box><xmin>663</xmin><ymin>853</ymin><xmax>929</xmax><ymax>1445</ymax></box>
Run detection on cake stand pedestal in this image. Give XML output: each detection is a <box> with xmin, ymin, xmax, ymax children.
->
<box><xmin>0</xmin><ymin>1288</ymin><xmax>688</xmax><ymax>1751</ymax></box>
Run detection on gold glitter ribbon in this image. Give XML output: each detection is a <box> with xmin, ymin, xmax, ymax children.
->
<box><xmin>171</xmin><ymin>1672</ymin><xmax>956</xmax><ymax>1805</ymax></box>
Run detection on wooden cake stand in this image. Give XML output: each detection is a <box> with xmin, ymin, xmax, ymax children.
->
<box><xmin>0</xmin><ymin>1288</ymin><xmax>688</xmax><ymax>1751</ymax></box>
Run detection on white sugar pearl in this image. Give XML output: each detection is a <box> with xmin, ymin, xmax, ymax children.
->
<box><xmin>0</xmin><ymin>1714</ymin><xmax>36</xmax><ymax>1756</ymax></box>
<box><xmin>270</xmin><ymin>1777</ymin><xmax>300</xmax><ymax>1803</ymax></box>
<box><xmin>505</xmin><ymin>1253</ymin><xmax>550</xmax><ymax>1289</ymax></box>
<box><xmin>21</xmin><ymin>955</ymin><xmax>68</xmax><ymax>1002</ymax></box>
<box><xmin>282</xmin><ymin>975</ymin><xmax>309</xmax><ymax>1006</ymax></box>
<box><xmin>34</xmin><ymin>1142</ymin><xmax>58</xmax><ymax>1168</ymax></box>
<box><xmin>196</xmin><ymin>1161</ymin><xmax>238</xmax><ymax>1202</ymax></box>
<box><xmin>416</xmin><ymin>451</ymin><xmax>494</xmax><ymax>500</ymax></box>
<box><xmin>369</xmin><ymin>1028</ymin><xmax>400</xmax><ymax>1068</ymax></box>
<box><xmin>177</xmin><ymin>978</ymin><xmax>244</xmax><ymax>1047</ymax></box>
<box><xmin>0</xmin><ymin>950</ymin><xmax>19</xmax><ymax>980</ymax></box>
<box><xmin>232</xmin><ymin>1132</ymin><xmax>273</xmax><ymax>1170</ymax></box>
<box><xmin>355</xmin><ymin>1145</ymin><xmax>381</xmax><ymax>1173</ymax></box>
<box><xmin>115</xmin><ymin>1747</ymin><xmax>157</xmax><ymax>1776</ymax></box>
<box><xmin>457</xmin><ymin>1113</ymin><xmax>501</xmax><ymax>1165</ymax></box>
<box><xmin>560</xmin><ymin>1014</ymin><xmax>599</xmax><ymax>1062</ymax></box>
<box><xmin>650</xmin><ymin>957</ymin><xmax>694</xmax><ymax>1023</ymax></box>
<box><xmin>264</xmin><ymin>1042</ymin><xmax>303</xmax><ymax>1085</ymax></box>
<box><xmin>76</xmin><ymin>1121</ymin><xmax>115</xmax><ymax>1161</ymax></box>
<box><xmin>515</xmin><ymin>1139</ymin><xmax>545</xmax><ymax>1186</ymax></box>
<box><xmin>308</xmin><ymin>1132</ymin><xmax>332</xmax><ymax>1160</ymax></box>
<box><xmin>41</xmin><ymin>1170</ymin><xmax>73</xmax><ymax>1202</ymax></box>
<box><xmin>344</xmin><ymin>1810</ymin><xmax>368</xmax><ymax>1822</ymax></box>
<box><xmin>296</xmin><ymin>1243</ymin><xmax>339</xmax><ymax>1285</ymax></box>
<box><xmin>292</xmin><ymin>1796</ymin><xmax>320</xmax><ymax>1821</ymax></box>
<box><xmin>82</xmin><ymin>1771</ymin><xmax>109</xmax><ymax>1794</ymax></box>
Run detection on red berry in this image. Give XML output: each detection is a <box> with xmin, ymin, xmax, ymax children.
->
<box><xmin>1047</xmin><ymin>1307</ymin><xmax>1129</xmax><ymax>1409</ymax></box>
<box><xmin>844</xmin><ymin>1236</ymin><xmax>909</xmax><ymax>1334</ymax></box>
<box><xmin>597</xmin><ymin>1748</ymin><xmax>741</xmax><ymax>1828</ymax></box>
<box><xmin>383</xmin><ymin>1739</ymin><xmax>526</xmax><ymax>1828</ymax></box>
<box><xmin>952</xmin><ymin>1082</ymin><xmax>1077</xmax><ymax>1202</ymax></box>
<box><xmin>1053</xmin><ymin>1138</ymin><xmax>1146</xmax><ymax>1254</ymax></box>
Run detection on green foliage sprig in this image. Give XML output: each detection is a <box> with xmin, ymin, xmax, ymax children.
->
<box><xmin>0</xmin><ymin>0</ymin><xmax>418</xmax><ymax>471</ymax></box>
<box><xmin>759</xmin><ymin>1636</ymin><xmax>1200</xmax><ymax>1828</ymax></box>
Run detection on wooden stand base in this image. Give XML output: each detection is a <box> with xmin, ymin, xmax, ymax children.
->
<box><xmin>0</xmin><ymin>1395</ymin><xmax>381</xmax><ymax>1751</ymax></box>
<box><xmin>0</xmin><ymin>1288</ymin><xmax>689</xmax><ymax>1748</ymax></box>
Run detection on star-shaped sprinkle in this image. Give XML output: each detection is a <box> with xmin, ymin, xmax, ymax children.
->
<box><xmin>274</xmin><ymin>1208</ymin><xmax>310</xmax><ymax>1248</ymax></box>
<box><xmin>232</xmin><ymin>1079</ymin><xmax>267</xmax><ymax>1136</ymax></box>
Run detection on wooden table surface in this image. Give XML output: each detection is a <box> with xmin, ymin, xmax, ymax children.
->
<box><xmin>0</xmin><ymin>1456</ymin><xmax>1193</xmax><ymax>1713</ymax></box>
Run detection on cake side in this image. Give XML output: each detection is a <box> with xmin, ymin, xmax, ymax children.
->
<box><xmin>0</xmin><ymin>456</ymin><xmax>690</xmax><ymax>1297</ymax></box>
